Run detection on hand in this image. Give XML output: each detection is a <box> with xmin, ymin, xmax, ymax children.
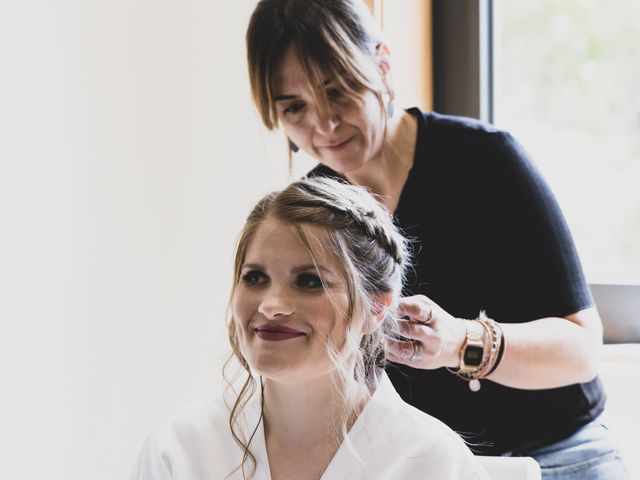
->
<box><xmin>387</xmin><ymin>294</ymin><xmax>466</xmax><ymax>370</ymax></box>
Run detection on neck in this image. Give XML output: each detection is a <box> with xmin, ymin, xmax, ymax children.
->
<box><xmin>345</xmin><ymin>109</ymin><xmax>418</xmax><ymax>211</ymax></box>
<box><xmin>262</xmin><ymin>372</ymin><xmax>366</xmax><ymax>448</ymax></box>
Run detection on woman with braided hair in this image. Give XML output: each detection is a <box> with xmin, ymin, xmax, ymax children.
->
<box><xmin>244</xmin><ymin>0</ymin><xmax>629</xmax><ymax>479</ymax></box>
<box><xmin>130</xmin><ymin>177</ymin><xmax>489</xmax><ymax>479</ymax></box>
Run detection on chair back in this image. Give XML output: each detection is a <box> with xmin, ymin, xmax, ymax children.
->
<box><xmin>476</xmin><ymin>456</ymin><xmax>541</xmax><ymax>480</ymax></box>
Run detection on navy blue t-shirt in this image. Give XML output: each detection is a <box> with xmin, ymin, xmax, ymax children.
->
<box><xmin>310</xmin><ymin>109</ymin><xmax>605</xmax><ymax>454</ymax></box>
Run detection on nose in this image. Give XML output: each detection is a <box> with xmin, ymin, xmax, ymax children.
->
<box><xmin>258</xmin><ymin>285</ymin><xmax>295</xmax><ymax>319</ymax></box>
<box><xmin>313</xmin><ymin>109</ymin><xmax>340</xmax><ymax>136</ymax></box>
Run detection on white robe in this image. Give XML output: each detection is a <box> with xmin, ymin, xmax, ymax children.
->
<box><xmin>130</xmin><ymin>374</ymin><xmax>489</xmax><ymax>479</ymax></box>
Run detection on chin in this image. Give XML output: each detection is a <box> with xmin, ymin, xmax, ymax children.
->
<box><xmin>250</xmin><ymin>352</ymin><xmax>300</xmax><ymax>378</ymax></box>
<box><xmin>324</xmin><ymin>155</ymin><xmax>366</xmax><ymax>174</ymax></box>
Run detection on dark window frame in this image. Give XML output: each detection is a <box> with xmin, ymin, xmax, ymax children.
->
<box><xmin>432</xmin><ymin>0</ymin><xmax>493</xmax><ymax>123</ymax></box>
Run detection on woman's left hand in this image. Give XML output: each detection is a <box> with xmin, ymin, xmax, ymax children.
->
<box><xmin>386</xmin><ymin>294</ymin><xmax>466</xmax><ymax>370</ymax></box>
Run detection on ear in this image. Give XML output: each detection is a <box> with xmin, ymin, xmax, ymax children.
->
<box><xmin>375</xmin><ymin>43</ymin><xmax>394</xmax><ymax>103</ymax></box>
<box><xmin>375</xmin><ymin>42</ymin><xmax>392</xmax><ymax>78</ymax></box>
<box><xmin>366</xmin><ymin>293</ymin><xmax>393</xmax><ymax>334</ymax></box>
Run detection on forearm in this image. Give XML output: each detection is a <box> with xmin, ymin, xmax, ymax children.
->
<box><xmin>390</xmin><ymin>298</ymin><xmax>603</xmax><ymax>391</ymax></box>
<box><xmin>486</xmin><ymin>309</ymin><xmax>602</xmax><ymax>389</ymax></box>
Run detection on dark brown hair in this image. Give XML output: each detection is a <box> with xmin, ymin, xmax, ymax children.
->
<box><xmin>246</xmin><ymin>0</ymin><xmax>387</xmax><ymax>130</ymax></box>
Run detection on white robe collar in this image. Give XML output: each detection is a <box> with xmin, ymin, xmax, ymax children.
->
<box><xmin>242</xmin><ymin>373</ymin><xmax>399</xmax><ymax>480</ymax></box>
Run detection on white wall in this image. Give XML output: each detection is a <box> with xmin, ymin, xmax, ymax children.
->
<box><xmin>0</xmin><ymin>1</ymin><xmax>312</xmax><ymax>479</ymax></box>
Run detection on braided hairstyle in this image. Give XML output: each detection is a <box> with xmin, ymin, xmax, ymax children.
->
<box><xmin>224</xmin><ymin>176</ymin><xmax>410</xmax><ymax>479</ymax></box>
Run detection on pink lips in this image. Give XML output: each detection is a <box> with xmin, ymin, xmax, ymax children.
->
<box><xmin>255</xmin><ymin>324</ymin><xmax>306</xmax><ymax>342</ymax></box>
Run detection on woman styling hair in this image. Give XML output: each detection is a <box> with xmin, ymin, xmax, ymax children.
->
<box><xmin>245</xmin><ymin>0</ymin><xmax>628</xmax><ymax>478</ymax></box>
<box><xmin>130</xmin><ymin>177</ymin><xmax>489</xmax><ymax>479</ymax></box>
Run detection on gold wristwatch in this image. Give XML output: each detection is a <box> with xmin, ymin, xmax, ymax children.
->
<box><xmin>458</xmin><ymin>320</ymin><xmax>485</xmax><ymax>376</ymax></box>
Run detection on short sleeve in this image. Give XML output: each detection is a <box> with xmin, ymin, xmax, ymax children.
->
<box><xmin>482</xmin><ymin>131</ymin><xmax>593</xmax><ymax>320</ymax></box>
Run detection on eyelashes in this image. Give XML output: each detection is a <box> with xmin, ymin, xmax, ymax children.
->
<box><xmin>326</xmin><ymin>87</ymin><xmax>344</xmax><ymax>101</ymax></box>
<box><xmin>283</xmin><ymin>102</ymin><xmax>305</xmax><ymax>116</ymax></box>
<box><xmin>295</xmin><ymin>272</ymin><xmax>323</xmax><ymax>289</ymax></box>
<box><xmin>241</xmin><ymin>270</ymin><xmax>267</xmax><ymax>286</ymax></box>
<box><xmin>280</xmin><ymin>87</ymin><xmax>347</xmax><ymax>117</ymax></box>
<box><xmin>240</xmin><ymin>270</ymin><xmax>330</xmax><ymax>290</ymax></box>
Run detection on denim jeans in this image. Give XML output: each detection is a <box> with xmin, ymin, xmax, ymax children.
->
<box><xmin>504</xmin><ymin>415</ymin><xmax>629</xmax><ymax>479</ymax></box>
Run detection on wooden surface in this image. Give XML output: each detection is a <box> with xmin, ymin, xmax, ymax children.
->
<box><xmin>365</xmin><ymin>0</ymin><xmax>432</xmax><ymax>111</ymax></box>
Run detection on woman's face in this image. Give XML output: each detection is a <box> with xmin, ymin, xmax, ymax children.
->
<box><xmin>272</xmin><ymin>47</ymin><xmax>386</xmax><ymax>174</ymax></box>
<box><xmin>232</xmin><ymin>217</ymin><xmax>354</xmax><ymax>382</ymax></box>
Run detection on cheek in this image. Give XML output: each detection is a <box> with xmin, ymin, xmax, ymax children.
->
<box><xmin>281</xmin><ymin>121</ymin><xmax>309</xmax><ymax>145</ymax></box>
<box><xmin>358</xmin><ymin>96</ymin><xmax>383</xmax><ymax>130</ymax></box>
<box><xmin>322</xmin><ymin>295</ymin><xmax>351</xmax><ymax>338</ymax></box>
<box><xmin>231</xmin><ymin>289</ymin><xmax>254</xmax><ymax>332</ymax></box>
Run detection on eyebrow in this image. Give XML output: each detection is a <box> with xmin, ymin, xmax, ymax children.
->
<box><xmin>292</xmin><ymin>264</ymin><xmax>332</xmax><ymax>275</ymax></box>
<box><xmin>273</xmin><ymin>94</ymin><xmax>299</xmax><ymax>102</ymax></box>
<box><xmin>273</xmin><ymin>79</ymin><xmax>335</xmax><ymax>102</ymax></box>
<box><xmin>242</xmin><ymin>263</ymin><xmax>332</xmax><ymax>275</ymax></box>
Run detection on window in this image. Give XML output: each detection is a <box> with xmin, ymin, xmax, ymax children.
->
<box><xmin>494</xmin><ymin>0</ymin><xmax>640</xmax><ymax>282</ymax></box>
<box><xmin>432</xmin><ymin>0</ymin><xmax>640</xmax><ymax>343</ymax></box>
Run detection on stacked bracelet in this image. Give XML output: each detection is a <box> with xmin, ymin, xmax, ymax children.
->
<box><xmin>487</xmin><ymin>324</ymin><xmax>505</xmax><ymax>376</ymax></box>
<box><xmin>447</xmin><ymin>312</ymin><xmax>505</xmax><ymax>392</ymax></box>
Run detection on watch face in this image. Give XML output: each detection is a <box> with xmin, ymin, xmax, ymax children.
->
<box><xmin>464</xmin><ymin>345</ymin><xmax>484</xmax><ymax>367</ymax></box>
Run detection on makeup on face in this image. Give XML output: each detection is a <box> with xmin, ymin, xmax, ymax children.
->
<box><xmin>255</xmin><ymin>324</ymin><xmax>307</xmax><ymax>342</ymax></box>
<box><xmin>232</xmin><ymin>218</ymin><xmax>351</xmax><ymax>380</ymax></box>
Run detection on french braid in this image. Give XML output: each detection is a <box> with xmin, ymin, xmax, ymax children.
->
<box><xmin>224</xmin><ymin>176</ymin><xmax>410</xmax><ymax>480</ymax></box>
<box><xmin>282</xmin><ymin>177</ymin><xmax>406</xmax><ymax>266</ymax></box>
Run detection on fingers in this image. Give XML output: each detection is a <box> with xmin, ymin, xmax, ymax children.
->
<box><xmin>398</xmin><ymin>295</ymin><xmax>434</xmax><ymax>325</ymax></box>
<box><xmin>389</xmin><ymin>295</ymin><xmax>461</xmax><ymax>370</ymax></box>
<box><xmin>397</xmin><ymin>319</ymin><xmax>429</xmax><ymax>340</ymax></box>
<box><xmin>387</xmin><ymin>338</ymin><xmax>420</xmax><ymax>363</ymax></box>
<box><xmin>387</xmin><ymin>318</ymin><xmax>443</xmax><ymax>369</ymax></box>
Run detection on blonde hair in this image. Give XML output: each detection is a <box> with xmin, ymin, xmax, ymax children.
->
<box><xmin>223</xmin><ymin>177</ymin><xmax>410</xmax><ymax>479</ymax></box>
<box><xmin>246</xmin><ymin>0</ymin><xmax>392</xmax><ymax>133</ymax></box>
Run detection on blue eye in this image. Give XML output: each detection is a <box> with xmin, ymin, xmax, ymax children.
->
<box><xmin>241</xmin><ymin>270</ymin><xmax>268</xmax><ymax>286</ymax></box>
<box><xmin>296</xmin><ymin>273</ymin><xmax>323</xmax><ymax>289</ymax></box>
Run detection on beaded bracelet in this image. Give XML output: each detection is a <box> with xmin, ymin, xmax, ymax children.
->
<box><xmin>486</xmin><ymin>322</ymin><xmax>505</xmax><ymax>376</ymax></box>
<box><xmin>476</xmin><ymin>313</ymin><xmax>502</xmax><ymax>378</ymax></box>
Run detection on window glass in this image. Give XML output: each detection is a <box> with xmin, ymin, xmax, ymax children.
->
<box><xmin>494</xmin><ymin>0</ymin><xmax>640</xmax><ymax>281</ymax></box>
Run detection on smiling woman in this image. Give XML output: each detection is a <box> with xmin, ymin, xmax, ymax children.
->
<box><xmin>232</xmin><ymin>217</ymin><xmax>353</xmax><ymax>382</ymax></box>
<box><xmin>129</xmin><ymin>177</ymin><xmax>489</xmax><ymax>480</ymax></box>
<box><xmin>271</xmin><ymin>46</ymin><xmax>388</xmax><ymax>174</ymax></box>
